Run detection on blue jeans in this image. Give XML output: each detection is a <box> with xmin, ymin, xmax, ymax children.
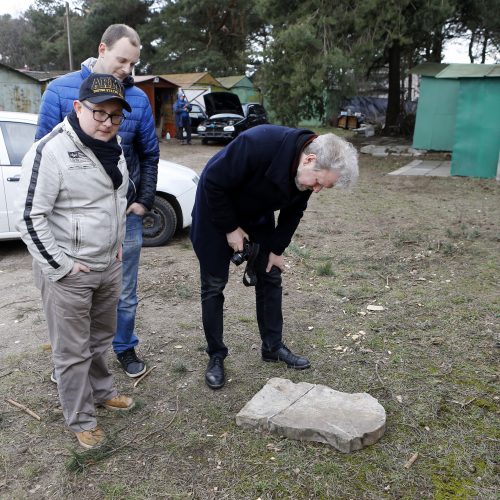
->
<box><xmin>200</xmin><ymin>249</ymin><xmax>283</xmax><ymax>358</ymax></box>
<box><xmin>113</xmin><ymin>213</ymin><xmax>143</xmax><ymax>353</ymax></box>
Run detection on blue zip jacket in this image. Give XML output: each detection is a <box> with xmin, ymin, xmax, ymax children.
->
<box><xmin>173</xmin><ymin>97</ymin><xmax>192</xmax><ymax>127</ymax></box>
<box><xmin>35</xmin><ymin>58</ymin><xmax>159</xmax><ymax>210</ymax></box>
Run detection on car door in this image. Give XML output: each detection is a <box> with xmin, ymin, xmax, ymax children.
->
<box><xmin>0</xmin><ymin>126</ymin><xmax>10</xmax><ymax>235</ymax></box>
<box><xmin>245</xmin><ymin>105</ymin><xmax>259</xmax><ymax>128</ymax></box>
<box><xmin>0</xmin><ymin>121</ymin><xmax>37</xmax><ymax>233</ymax></box>
<box><xmin>253</xmin><ymin>104</ymin><xmax>268</xmax><ymax>124</ymax></box>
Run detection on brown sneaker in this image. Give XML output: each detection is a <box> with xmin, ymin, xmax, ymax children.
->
<box><xmin>75</xmin><ymin>426</ymin><xmax>105</xmax><ymax>449</ymax></box>
<box><xmin>102</xmin><ymin>395</ymin><xmax>134</xmax><ymax>411</ymax></box>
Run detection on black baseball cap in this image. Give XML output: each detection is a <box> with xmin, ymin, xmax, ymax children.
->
<box><xmin>79</xmin><ymin>73</ymin><xmax>131</xmax><ymax>112</ymax></box>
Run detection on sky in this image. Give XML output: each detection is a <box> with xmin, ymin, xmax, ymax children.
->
<box><xmin>0</xmin><ymin>0</ymin><xmax>497</xmax><ymax>64</ymax></box>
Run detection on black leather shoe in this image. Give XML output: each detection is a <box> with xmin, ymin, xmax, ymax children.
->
<box><xmin>205</xmin><ymin>356</ymin><xmax>225</xmax><ymax>389</ymax></box>
<box><xmin>262</xmin><ymin>344</ymin><xmax>311</xmax><ymax>370</ymax></box>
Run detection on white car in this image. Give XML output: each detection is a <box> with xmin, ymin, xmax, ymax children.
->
<box><xmin>0</xmin><ymin>111</ymin><xmax>198</xmax><ymax>246</ymax></box>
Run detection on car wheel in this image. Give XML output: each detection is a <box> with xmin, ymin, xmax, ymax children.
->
<box><xmin>201</xmin><ymin>138</ymin><xmax>208</xmax><ymax>145</ymax></box>
<box><xmin>142</xmin><ymin>196</ymin><xmax>177</xmax><ymax>247</ymax></box>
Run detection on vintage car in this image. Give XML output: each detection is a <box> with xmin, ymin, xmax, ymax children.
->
<box><xmin>0</xmin><ymin>111</ymin><xmax>198</xmax><ymax>247</ymax></box>
<box><xmin>196</xmin><ymin>92</ymin><xmax>268</xmax><ymax>143</ymax></box>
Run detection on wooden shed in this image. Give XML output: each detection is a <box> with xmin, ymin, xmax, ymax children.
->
<box><xmin>134</xmin><ymin>75</ymin><xmax>179</xmax><ymax>139</ymax></box>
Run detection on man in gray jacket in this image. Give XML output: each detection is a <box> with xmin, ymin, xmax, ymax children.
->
<box><xmin>17</xmin><ymin>74</ymin><xmax>135</xmax><ymax>450</ymax></box>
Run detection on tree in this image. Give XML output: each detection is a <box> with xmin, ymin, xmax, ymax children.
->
<box><xmin>257</xmin><ymin>0</ymin><xmax>456</xmax><ymax>130</ymax></box>
<box><xmin>80</xmin><ymin>0</ymin><xmax>153</xmax><ymax>51</ymax></box>
<box><xmin>142</xmin><ymin>0</ymin><xmax>263</xmax><ymax>75</ymax></box>
<box><xmin>256</xmin><ymin>0</ymin><xmax>361</xmax><ymax>126</ymax></box>
<box><xmin>0</xmin><ymin>15</ymin><xmax>33</xmax><ymax>68</ymax></box>
<box><xmin>452</xmin><ymin>0</ymin><xmax>500</xmax><ymax>63</ymax></box>
<box><xmin>20</xmin><ymin>0</ymin><xmax>84</xmax><ymax>71</ymax></box>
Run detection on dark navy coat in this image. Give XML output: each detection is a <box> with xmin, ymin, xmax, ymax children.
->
<box><xmin>190</xmin><ymin>125</ymin><xmax>313</xmax><ymax>277</ymax></box>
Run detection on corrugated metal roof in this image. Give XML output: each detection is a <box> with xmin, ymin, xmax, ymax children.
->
<box><xmin>217</xmin><ymin>75</ymin><xmax>247</xmax><ymax>88</ymax></box>
<box><xmin>0</xmin><ymin>62</ymin><xmax>40</xmax><ymax>82</ymax></box>
<box><xmin>20</xmin><ymin>69</ymin><xmax>67</xmax><ymax>82</ymax></box>
<box><xmin>436</xmin><ymin>63</ymin><xmax>499</xmax><ymax>78</ymax></box>
<box><xmin>410</xmin><ymin>62</ymin><xmax>447</xmax><ymax>77</ymax></box>
<box><xmin>133</xmin><ymin>75</ymin><xmax>177</xmax><ymax>86</ymax></box>
<box><xmin>160</xmin><ymin>72</ymin><xmax>222</xmax><ymax>88</ymax></box>
<box><xmin>411</xmin><ymin>62</ymin><xmax>500</xmax><ymax>78</ymax></box>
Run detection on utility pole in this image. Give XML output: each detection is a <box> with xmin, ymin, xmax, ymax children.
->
<box><xmin>65</xmin><ymin>2</ymin><xmax>73</xmax><ymax>71</ymax></box>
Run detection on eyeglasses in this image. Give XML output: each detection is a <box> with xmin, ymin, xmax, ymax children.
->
<box><xmin>81</xmin><ymin>101</ymin><xmax>126</xmax><ymax>125</ymax></box>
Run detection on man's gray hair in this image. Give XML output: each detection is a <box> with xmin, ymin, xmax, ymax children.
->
<box><xmin>101</xmin><ymin>24</ymin><xmax>140</xmax><ymax>48</ymax></box>
<box><xmin>304</xmin><ymin>133</ymin><xmax>359</xmax><ymax>188</ymax></box>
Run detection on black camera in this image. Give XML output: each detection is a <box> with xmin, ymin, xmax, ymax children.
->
<box><xmin>231</xmin><ymin>238</ymin><xmax>259</xmax><ymax>266</ymax></box>
<box><xmin>231</xmin><ymin>238</ymin><xmax>260</xmax><ymax>286</ymax></box>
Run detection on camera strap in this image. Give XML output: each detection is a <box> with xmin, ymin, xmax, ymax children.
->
<box><xmin>242</xmin><ymin>242</ymin><xmax>260</xmax><ymax>287</ymax></box>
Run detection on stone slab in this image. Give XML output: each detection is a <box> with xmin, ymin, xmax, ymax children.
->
<box><xmin>236</xmin><ymin>378</ymin><xmax>386</xmax><ymax>453</ymax></box>
<box><xmin>388</xmin><ymin>160</ymin><xmax>451</xmax><ymax>177</ymax></box>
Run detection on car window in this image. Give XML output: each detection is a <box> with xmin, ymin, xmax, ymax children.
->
<box><xmin>0</xmin><ymin>122</ymin><xmax>36</xmax><ymax>165</ymax></box>
<box><xmin>191</xmin><ymin>104</ymin><xmax>202</xmax><ymax>113</ymax></box>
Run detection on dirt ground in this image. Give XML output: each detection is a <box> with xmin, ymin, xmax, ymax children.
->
<box><xmin>0</xmin><ymin>133</ymin><xmax>498</xmax><ymax>499</ymax></box>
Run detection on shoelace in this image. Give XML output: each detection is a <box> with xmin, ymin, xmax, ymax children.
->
<box><xmin>278</xmin><ymin>344</ymin><xmax>300</xmax><ymax>362</ymax></box>
<box><xmin>209</xmin><ymin>357</ymin><xmax>223</xmax><ymax>368</ymax></box>
<box><xmin>121</xmin><ymin>350</ymin><xmax>139</xmax><ymax>365</ymax></box>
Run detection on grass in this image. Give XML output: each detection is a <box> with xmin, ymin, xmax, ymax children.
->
<box><xmin>0</xmin><ymin>151</ymin><xmax>499</xmax><ymax>498</ymax></box>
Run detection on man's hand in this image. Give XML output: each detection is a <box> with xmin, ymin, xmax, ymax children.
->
<box><xmin>266</xmin><ymin>252</ymin><xmax>284</xmax><ymax>273</ymax></box>
<box><xmin>126</xmin><ymin>202</ymin><xmax>146</xmax><ymax>216</ymax></box>
<box><xmin>69</xmin><ymin>262</ymin><xmax>90</xmax><ymax>276</ymax></box>
<box><xmin>226</xmin><ymin>227</ymin><xmax>249</xmax><ymax>252</ymax></box>
<box><xmin>117</xmin><ymin>245</ymin><xmax>123</xmax><ymax>261</ymax></box>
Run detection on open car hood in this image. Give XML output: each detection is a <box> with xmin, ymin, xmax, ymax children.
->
<box><xmin>203</xmin><ymin>92</ymin><xmax>244</xmax><ymax>118</ymax></box>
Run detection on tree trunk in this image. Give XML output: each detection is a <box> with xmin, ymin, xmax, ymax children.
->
<box><xmin>469</xmin><ymin>32</ymin><xmax>475</xmax><ymax>63</ymax></box>
<box><xmin>431</xmin><ymin>31</ymin><xmax>443</xmax><ymax>62</ymax></box>
<box><xmin>481</xmin><ymin>32</ymin><xmax>489</xmax><ymax>63</ymax></box>
<box><xmin>384</xmin><ymin>41</ymin><xmax>401</xmax><ymax>134</ymax></box>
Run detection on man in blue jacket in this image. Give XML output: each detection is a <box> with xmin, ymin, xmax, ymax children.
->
<box><xmin>190</xmin><ymin>125</ymin><xmax>359</xmax><ymax>389</ymax></box>
<box><xmin>36</xmin><ymin>24</ymin><xmax>159</xmax><ymax>378</ymax></box>
<box><xmin>173</xmin><ymin>93</ymin><xmax>192</xmax><ymax>145</ymax></box>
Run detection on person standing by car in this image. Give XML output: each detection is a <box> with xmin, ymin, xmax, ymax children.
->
<box><xmin>190</xmin><ymin>124</ymin><xmax>359</xmax><ymax>390</ymax></box>
<box><xmin>35</xmin><ymin>24</ymin><xmax>159</xmax><ymax>378</ymax></box>
<box><xmin>173</xmin><ymin>93</ymin><xmax>192</xmax><ymax>145</ymax></box>
<box><xmin>17</xmin><ymin>74</ymin><xmax>134</xmax><ymax>449</ymax></box>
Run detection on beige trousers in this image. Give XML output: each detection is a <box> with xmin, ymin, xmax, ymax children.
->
<box><xmin>35</xmin><ymin>259</ymin><xmax>122</xmax><ymax>432</ymax></box>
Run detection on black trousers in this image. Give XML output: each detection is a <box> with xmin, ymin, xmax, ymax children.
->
<box><xmin>200</xmin><ymin>249</ymin><xmax>283</xmax><ymax>358</ymax></box>
<box><xmin>181</xmin><ymin>116</ymin><xmax>191</xmax><ymax>143</ymax></box>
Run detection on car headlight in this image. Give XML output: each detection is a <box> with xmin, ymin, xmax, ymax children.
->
<box><xmin>223</xmin><ymin>125</ymin><xmax>235</xmax><ymax>132</ymax></box>
<box><xmin>197</xmin><ymin>125</ymin><xmax>206</xmax><ymax>132</ymax></box>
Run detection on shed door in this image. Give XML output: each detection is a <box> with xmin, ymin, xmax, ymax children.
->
<box><xmin>451</xmin><ymin>79</ymin><xmax>500</xmax><ymax>179</ymax></box>
<box><xmin>413</xmin><ymin>77</ymin><xmax>460</xmax><ymax>151</ymax></box>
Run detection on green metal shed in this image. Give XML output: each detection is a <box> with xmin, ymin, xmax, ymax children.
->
<box><xmin>217</xmin><ymin>75</ymin><xmax>262</xmax><ymax>104</ymax></box>
<box><xmin>412</xmin><ymin>63</ymin><xmax>500</xmax><ymax>179</ymax></box>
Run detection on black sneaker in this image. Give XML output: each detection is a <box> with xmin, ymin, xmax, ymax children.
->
<box><xmin>262</xmin><ymin>344</ymin><xmax>311</xmax><ymax>370</ymax></box>
<box><xmin>117</xmin><ymin>348</ymin><xmax>147</xmax><ymax>378</ymax></box>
